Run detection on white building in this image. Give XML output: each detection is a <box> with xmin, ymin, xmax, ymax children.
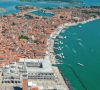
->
<box><xmin>0</xmin><ymin>58</ymin><xmax>68</xmax><ymax>90</ymax></box>
<box><xmin>18</xmin><ymin>58</ymin><xmax>55</xmax><ymax>80</ymax></box>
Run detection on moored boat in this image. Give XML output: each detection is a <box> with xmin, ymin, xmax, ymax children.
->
<box><xmin>77</xmin><ymin>63</ymin><xmax>84</xmax><ymax>67</ymax></box>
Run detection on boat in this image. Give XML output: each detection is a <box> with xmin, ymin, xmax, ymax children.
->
<box><xmin>62</xmin><ymin>56</ymin><xmax>64</xmax><ymax>58</ymax></box>
<box><xmin>78</xmin><ymin>42</ymin><xmax>84</xmax><ymax>47</ymax></box>
<box><xmin>64</xmin><ymin>36</ymin><xmax>67</xmax><ymax>39</ymax></box>
<box><xmin>77</xmin><ymin>38</ymin><xmax>82</xmax><ymax>41</ymax></box>
<box><xmin>54</xmin><ymin>42</ymin><xmax>59</xmax><ymax>44</ymax></box>
<box><xmin>65</xmin><ymin>45</ymin><xmax>69</xmax><ymax>48</ymax></box>
<box><xmin>61</xmin><ymin>30</ymin><xmax>66</xmax><ymax>33</ymax></box>
<box><xmin>72</xmin><ymin>49</ymin><xmax>77</xmax><ymax>54</ymax></box>
<box><xmin>77</xmin><ymin>63</ymin><xmax>84</xmax><ymax>67</ymax></box>
<box><xmin>79</xmin><ymin>25</ymin><xmax>82</xmax><ymax>28</ymax></box>
<box><xmin>60</xmin><ymin>41</ymin><xmax>63</xmax><ymax>44</ymax></box>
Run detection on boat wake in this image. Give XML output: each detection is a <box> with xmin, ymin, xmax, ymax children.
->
<box><xmin>72</xmin><ymin>48</ymin><xmax>77</xmax><ymax>54</ymax></box>
<box><xmin>76</xmin><ymin>38</ymin><xmax>83</xmax><ymax>41</ymax></box>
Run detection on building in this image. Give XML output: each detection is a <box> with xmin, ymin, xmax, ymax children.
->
<box><xmin>0</xmin><ymin>58</ymin><xmax>63</xmax><ymax>90</ymax></box>
<box><xmin>18</xmin><ymin>58</ymin><xmax>54</xmax><ymax>80</ymax></box>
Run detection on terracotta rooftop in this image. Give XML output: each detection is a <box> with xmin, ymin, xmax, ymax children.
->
<box><xmin>31</xmin><ymin>87</ymin><xmax>39</xmax><ymax>90</ymax></box>
<box><xmin>22</xmin><ymin>79</ymin><xmax>28</xmax><ymax>90</ymax></box>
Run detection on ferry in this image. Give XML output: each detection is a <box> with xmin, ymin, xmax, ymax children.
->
<box><xmin>77</xmin><ymin>63</ymin><xmax>84</xmax><ymax>67</ymax></box>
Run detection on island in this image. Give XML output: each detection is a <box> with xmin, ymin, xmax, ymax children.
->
<box><xmin>0</xmin><ymin>5</ymin><xmax>100</xmax><ymax>90</ymax></box>
<box><xmin>15</xmin><ymin>5</ymin><xmax>38</xmax><ymax>10</ymax></box>
<box><xmin>0</xmin><ymin>7</ymin><xmax>6</xmax><ymax>13</ymax></box>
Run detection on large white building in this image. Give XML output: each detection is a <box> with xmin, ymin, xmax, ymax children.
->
<box><xmin>0</xmin><ymin>58</ymin><xmax>68</xmax><ymax>90</ymax></box>
<box><xmin>0</xmin><ymin>58</ymin><xmax>57</xmax><ymax>90</ymax></box>
<box><xmin>18</xmin><ymin>58</ymin><xmax>55</xmax><ymax>81</ymax></box>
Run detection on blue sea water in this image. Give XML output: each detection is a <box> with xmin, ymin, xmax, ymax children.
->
<box><xmin>0</xmin><ymin>0</ymin><xmax>100</xmax><ymax>15</ymax></box>
<box><xmin>83</xmin><ymin>0</ymin><xmax>100</xmax><ymax>6</ymax></box>
<box><xmin>55</xmin><ymin>19</ymin><xmax>100</xmax><ymax>90</ymax></box>
<box><xmin>0</xmin><ymin>0</ymin><xmax>71</xmax><ymax>15</ymax></box>
<box><xmin>31</xmin><ymin>10</ymin><xmax>55</xmax><ymax>17</ymax></box>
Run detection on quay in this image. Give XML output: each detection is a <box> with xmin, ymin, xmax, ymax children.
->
<box><xmin>58</xmin><ymin>67</ymin><xmax>72</xmax><ymax>90</ymax></box>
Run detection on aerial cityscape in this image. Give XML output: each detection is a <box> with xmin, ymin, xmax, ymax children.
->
<box><xmin>0</xmin><ymin>0</ymin><xmax>100</xmax><ymax>90</ymax></box>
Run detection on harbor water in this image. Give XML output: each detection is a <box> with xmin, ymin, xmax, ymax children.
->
<box><xmin>1</xmin><ymin>0</ymin><xmax>100</xmax><ymax>16</ymax></box>
<box><xmin>54</xmin><ymin>19</ymin><xmax>100</xmax><ymax>90</ymax></box>
<box><xmin>30</xmin><ymin>10</ymin><xmax>55</xmax><ymax>17</ymax></box>
<box><xmin>0</xmin><ymin>0</ymin><xmax>100</xmax><ymax>90</ymax></box>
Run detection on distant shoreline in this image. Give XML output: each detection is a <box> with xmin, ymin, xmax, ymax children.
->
<box><xmin>0</xmin><ymin>3</ymin><xmax>100</xmax><ymax>89</ymax></box>
<box><xmin>0</xmin><ymin>7</ymin><xmax>6</xmax><ymax>13</ymax></box>
<box><xmin>20</xmin><ymin>0</ymin><xmax>82</xmax><ymax>4</ymax></box>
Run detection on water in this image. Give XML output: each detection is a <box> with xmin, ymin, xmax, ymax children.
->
<box><xmin>82</xmin><ymin>0</ymin><xmax>100</xmax><ymax>6</ymax></box>
<box><xmin>0</xmin><ymin>0</ymin><xmax>100</xmax><ymax>15</ymax></box>
<box><xmin>31</xmin><ymin>10</ymin><xmax>55</xmax><ymax>17</ymax></box>
<box><xmin>0</xmin><ymin>0</ymin><xmax>100</xmax><ymax>90</ymax></box>
<box><xmin>0</xmin><ymin>0</ymin><xmax>72</xmax><ymax>15</ymax></box>
<box><xmin>14</xmin><ymin>87</ymin><xmax>22</xmax><ymax>90</ymax></box>
<box><xmin>55</xmin><ymin>19</ymin><xmax>100</xmax><ymax>90</ymax></box>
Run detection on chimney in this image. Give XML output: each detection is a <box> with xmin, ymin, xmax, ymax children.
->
<box><xmin>22</xmin><ymin>79</ymin><xmax>28</xmax><ymax>90</ymax></box>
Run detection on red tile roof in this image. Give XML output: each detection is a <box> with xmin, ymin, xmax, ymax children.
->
<box><xmin>22</xmin><ymin>79</ymin><xmax>28</xmax><ymax>90</ymax></box>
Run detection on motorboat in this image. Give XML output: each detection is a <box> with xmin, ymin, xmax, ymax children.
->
<box><xmin>77</xmin><ymin>63</ymin><xmax>84</xmax><ymax>67</ymax></box>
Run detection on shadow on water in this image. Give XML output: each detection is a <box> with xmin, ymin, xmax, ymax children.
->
<box><xmin>67</xmin><ymin>64</ymin><xmax>87</xmax><ymax>90</ymax></box>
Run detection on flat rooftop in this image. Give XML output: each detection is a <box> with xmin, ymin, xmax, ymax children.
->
<box><xmin>19</xmin><ymin>58</ymin><xmax>53</xmax><ymax>73</ymax></box>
